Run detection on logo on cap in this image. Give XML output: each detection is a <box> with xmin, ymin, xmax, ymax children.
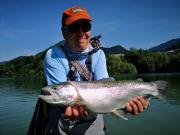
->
<box><xmin>72</xmin><ymin>8</ymin><xmax>83</xmax><ymax>13</ymax></box>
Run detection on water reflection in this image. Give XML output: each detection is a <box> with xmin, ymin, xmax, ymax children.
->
<box><xmin>0</xmin><ymin>76</ymin><xmax>42</xmax><ymax>96</ymax></box>
<box><xmin>0</xmin><ymin>76</ymin><xmax>41</xmax><ymax>135</ymax></box>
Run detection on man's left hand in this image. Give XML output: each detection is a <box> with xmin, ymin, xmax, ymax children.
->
<box><xmin>125</xmin><ymin>96</ymin><xmax>150</xmax><ymax>115</ymax></box>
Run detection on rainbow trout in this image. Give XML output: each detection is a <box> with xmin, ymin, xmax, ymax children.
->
<box><xmin>39</xmin><ymin>79</ymin><xmax>166</xmax><ymax>120</ymax></box>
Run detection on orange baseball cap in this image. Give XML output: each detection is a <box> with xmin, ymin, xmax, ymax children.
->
<box><xmin>62</xmin><ymin>6</ymin><xmax>92</xmax><ymax>26</ymax></box>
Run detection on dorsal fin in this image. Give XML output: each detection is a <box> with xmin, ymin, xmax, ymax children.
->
<box><xmin>136</xmin><ymin>78</ymin><xmax>143</xmax><ymax>82</ymax></box>
<box><xmin>99</xmin><ymin>77</ymin><xmax>116</xmax><ymax>81</ymax></box>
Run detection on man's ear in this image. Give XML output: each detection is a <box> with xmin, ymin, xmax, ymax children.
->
<box><xmin>61</xmin><ymin>27</ymin><xmax>69</xmax><ymax>39</ymax></box>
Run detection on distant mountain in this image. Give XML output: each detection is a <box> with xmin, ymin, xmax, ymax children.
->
<box><xmin>148</xmin><ymin>38</ymin><xmax>180</xmax><ymax>52</ymax></box>
<box><xmin>102</xmin><ymin>45</ymin><xmax>128</xmax><ymax>54</ymax></box>
<box><xmin>168</xmin><ymin>43</ymin><xmax>180</xmax><ymax>50</ymax></box>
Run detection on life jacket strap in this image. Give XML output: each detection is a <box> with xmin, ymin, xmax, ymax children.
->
<box><xmin>69</xmin><ymin>60</ymin><xmax>92</xmax><ymax>81</ymax></box>
<box><xmin>61</xmin><ymin>35</ymin><xmax>102</xmax><ymax>81</ymax></box>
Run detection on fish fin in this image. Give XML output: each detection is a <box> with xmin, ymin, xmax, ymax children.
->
<box><xmin>136</xmin><ymin>78</ymin><xmax>143</xmax><ymax>82</ymax></box>
<box><xmin>111</xmin><ymin>110</ymin><xmax>128</xmax><ymax>120</ymax></box>
<box><xmin>108</xmin><ymin>77</ymin><xmax>116</xmax><ymax>81</ymax></box>
<box><xmin>96</xmin><ymin>77</ymin><xmax>116</xmax><ymax>82</ymax></box>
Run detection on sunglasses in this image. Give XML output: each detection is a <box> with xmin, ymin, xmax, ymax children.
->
<box><xmin>64</xmin><ymin>20</ymin><xmax>91</xmax><ymax>33</ymax></box>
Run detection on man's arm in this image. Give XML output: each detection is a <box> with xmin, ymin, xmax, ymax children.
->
<box><xmin>44</xmin><ymin>47</ymin><xmax>68</xmax><ymax>85</ymax></box>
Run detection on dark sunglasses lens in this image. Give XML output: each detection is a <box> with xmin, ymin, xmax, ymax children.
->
<box><xmin>82</xmin><ymin>22</ymin><xmax>91</xmax><ymax>32</ymax></box>
<box><xmin>68</xmin><ymin>22</ymin><xmax>91</xmax><ymax>33</ymax></box>
<box><xmin>68</xmin><ymin>24</ymin><xmax>79</xmax><ymax>33</ymax></box>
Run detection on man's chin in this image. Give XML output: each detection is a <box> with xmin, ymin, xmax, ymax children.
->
<box><xmin>76</xmin><ymin>47</ymin><xmax>86</xmax><ymax>52</ymax></box>
<box><xmin>75</xmin><ymin>45</ymin><xmax>87</xmax><ymax>52</ymax></box>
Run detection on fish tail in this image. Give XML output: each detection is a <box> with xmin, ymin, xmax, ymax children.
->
<box><xmin>153</xmin><ymin>80</ymin><xmax>167</xmax><ymax>100</ymax></box>
<box><xmin>154</xmin><ymin>80</ymin><xmax>167</xmax><ymax>90</ymax></box>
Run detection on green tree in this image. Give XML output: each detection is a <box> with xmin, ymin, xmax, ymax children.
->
<box><xmin>106</xmin><ymin>55</ymin><xmax>137</xmax><ymax>74</ymax></box>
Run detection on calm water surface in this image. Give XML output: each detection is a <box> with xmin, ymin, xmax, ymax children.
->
<box><xmin>0</xmin><ymin>73</ymin><xmax>180</xmax><ymax>135</ymax></box>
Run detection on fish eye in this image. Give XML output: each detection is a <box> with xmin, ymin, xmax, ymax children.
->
<box><xmin>53</xmin><ymin>87</ymin><xmax>57</xmax><ymax>90</ymax></box>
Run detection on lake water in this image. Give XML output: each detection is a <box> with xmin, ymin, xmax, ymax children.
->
<box><xmin>0</xmin><ymin>73</ymin><xmax>180</xmax><ymax>135</ymax></box>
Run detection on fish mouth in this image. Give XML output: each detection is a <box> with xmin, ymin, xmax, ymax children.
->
<box><xmin>39</xmin><ymin>95</ymin><xmax>54</xmax><ymax>103</ymax></box>
<box><xmin>41</xmin><ymin>87</ymin><xmax>51</xmax><ymax>95</ymax></box>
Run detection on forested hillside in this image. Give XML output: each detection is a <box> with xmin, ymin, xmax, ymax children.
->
<box><xmin>0</xmin><ymin>39</ymin><xmax>180</xmax><ymax>78</ymax></box>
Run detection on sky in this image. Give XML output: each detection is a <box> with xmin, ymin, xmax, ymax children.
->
<box><xmin>0</xmin><ymin>0</ymin><xmax>180</xmax><ymax>62</ymax></box>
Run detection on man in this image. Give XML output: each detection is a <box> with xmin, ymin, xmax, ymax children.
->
<box><xmin>43</xmin><ymin>6</ymin><xmax>149</xmax><ymax>135</ymax></box>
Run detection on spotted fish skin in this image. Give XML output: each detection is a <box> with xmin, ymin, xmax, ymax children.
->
<box><xmin>39</xmin><ymin>79</ymin><xmax>166</xmax><ymax>119</ymax></box>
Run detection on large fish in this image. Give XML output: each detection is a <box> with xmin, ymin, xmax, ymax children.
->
<box><xmin>39</xmin><ymin>79</ymin><xmax>166</xmax><ymax>120</ymax></box>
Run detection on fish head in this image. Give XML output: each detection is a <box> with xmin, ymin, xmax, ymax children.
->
<box><xmin>39</xmin><ymin>82</ymin><xmax>78</xmax><ymax>106</ymax></box>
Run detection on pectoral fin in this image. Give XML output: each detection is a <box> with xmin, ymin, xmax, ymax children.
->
<box><xmin>111</xmin><ymin>110</ymin><xmax>128</xmax><ymax>120</ymax></box>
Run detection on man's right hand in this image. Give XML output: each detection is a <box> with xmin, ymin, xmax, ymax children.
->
<box><xmin>64</xmin><ymin>106</ymin><xmax>89</xmax><ymax>120</ymax></box>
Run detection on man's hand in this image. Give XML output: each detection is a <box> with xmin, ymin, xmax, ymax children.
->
<box><xmin>125</xmin><ymin>96</ymin><xmax>150</xmax><ymax>115</ymax></box>
<box><xmin>64</xmin><ymin>106</ymin><xmax>89</xmax><ymax>120</ymax></box>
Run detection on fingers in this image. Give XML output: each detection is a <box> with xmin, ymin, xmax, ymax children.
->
<box><xmin>133</xmin><ymin>98</ymin><xmax>144</xmax><ymax>113</ymax></box>
<box><xmin>137</xmin><ymin>96</ymin><xmax>150</xmax><ymax>109</ymax></box>
<box><xmin>125</xmin><ymin>102</ymin><xmax>132</xmax><ymax>112</ymax></box>
<box><xmin>64</xmin><ymin>106</ymin><xmax>72</xmax><ymax>118</ymax></box>
<box><xmin>64</xmin><ymin>106</ymin><xmax>79</xmax><ymax>120</ymax></box>
<box><xmin>72</xmin><ymin>106</ymin><xmax>79</xmax><ymax>118</ymax></box>
<box><xmin>129</xmin><ymin>100</ymin><xmax>139</xmax><ymax>115</ymax></box>
<box><xmin>64</xmin><ymin>106</ymin><xmax>88</xmax><ymax>120</ymax></box>
<box><xmin>125</xmin><ymin>96</ymin><xmax>150</xmax><ymax>115</ymax></box>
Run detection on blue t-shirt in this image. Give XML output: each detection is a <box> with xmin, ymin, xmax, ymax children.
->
<box><xmin>44</xmin><ymin>41</ymin><xmax>109</xmax><ymax>84</ymax></box>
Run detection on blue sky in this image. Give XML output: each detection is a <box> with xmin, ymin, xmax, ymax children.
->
<box><xmin>0</xmin><ymin>0</ymin><xmax>180</xmax><ymax>62</ymax></box>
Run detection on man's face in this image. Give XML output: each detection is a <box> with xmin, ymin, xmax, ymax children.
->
<box><xmin>63</xmin><ymin>19</ymin><xmax>91</xmax><ymax>52</ymax></box>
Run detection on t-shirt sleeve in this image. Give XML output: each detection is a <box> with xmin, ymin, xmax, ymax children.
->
<box><xmin>44</xmin><ymin>47</ymin><xmax>68</xmax><ymax>85</ymax></box>
<box><xmin>93</xmin><ymin>49</ymin><xmax>109</xmax><ymax>80</ymax></box>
